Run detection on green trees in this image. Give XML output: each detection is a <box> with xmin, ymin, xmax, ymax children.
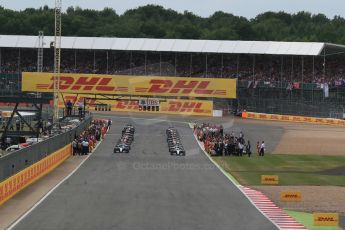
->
<box><xmin>0</xmin><ymin>4</ymin><xmax>344</xmax><ymax>44</ymax></box>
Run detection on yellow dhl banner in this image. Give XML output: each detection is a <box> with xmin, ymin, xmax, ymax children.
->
<box><xmin>0</xmin><ymin>144</ymin><xmax>71</xmax><ymax>206</ymax></box>
<box><xmin>242</xmin><ymin>112</ymin><xmax>345</xmax><ymax>127</ymax></box>
<box><xmin>21</xmin><ymin>72</ymin><xmax>236</xmax><ymax>99</ymax></box>
<box><xmin>59</xmin><ymin>94</ymin><xmax>213</xmax><ymax>116</ymax></box>
<box><xmin>313</xmin><ymin>213</ymin><xmax>339</xmax><ymax>226</ymax></box>
<box><xmin>280</xmin><ymin>191</ymin><xmax>302</xmax><ymax>202</ymax></box>
<box><xmin>261</xmin><ymin>175</ymin><xmax>279</xmax><ymax>185</ymax></box>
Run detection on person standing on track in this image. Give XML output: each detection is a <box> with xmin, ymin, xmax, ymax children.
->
<box><xmin>259</xmin><ymin>141</ymin><xmax>265</xmax><ymax>156</ymax></box>
<box><xmin>82</xmin><ymin>139</ymin><xmax>89</xmax><ymax>155</ymax></box>
<box><xmin>246</xmin><ymin>140</ymin><xmax>251</xmax><ymax>157</ymax></box>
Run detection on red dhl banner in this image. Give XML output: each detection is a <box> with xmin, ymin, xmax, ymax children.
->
<box><xmin>60</xmin><ymin>94</ymin><xmax>213</xmax><ymax>116</ymax></box>
<box><xmin>0</xmin><ymin>144</ymin><xmax>71</xmax><ymax>206</ymax></box>
<box><xmin>242</xmin><ymin>112</ymin><xmax>345</xmax><ymax>127</ymax></box>
<box><xmin>22</xmin><ymin>72</ymin><xmax>236</xmax><ymax>99</ymax></box>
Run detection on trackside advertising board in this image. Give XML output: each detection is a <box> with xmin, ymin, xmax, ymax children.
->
<box><xmin>280</xmin><ymin>191</ymin><xmax>302</xmax><ymax>202</ymax></box>
<box><xmin>0</xmin><ymin>144</ymin><xmax>71</xmax><ymax>206</ymax></box>
<box><xmin>261</xmin><ymin>175</ymin><xmax>279</xmax><ymax>185</ymax></box>
<box><xmin>242</xmin><ymin>112</ymin><xmax>345</xmax><ymax>127</ymax></box>
<box><xmin>313</xmin><ymin>213</ymin><xmax>339</xmax><ymax>226</ymax></box>
<box><xmin>22</xmin><ymin>72</ymin><xmax>236</xmax><ymax>99</ymax></box>
<box><xmin>60</xmin><ymin>94</ymin><xmax>213</xmax><ymax>116</ymax></box>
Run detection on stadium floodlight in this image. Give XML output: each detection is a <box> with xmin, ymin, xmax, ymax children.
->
<box><xmin>53</xmin><ymin>0</ymin><xmax>62</xmax><ymax>124</ymax></box>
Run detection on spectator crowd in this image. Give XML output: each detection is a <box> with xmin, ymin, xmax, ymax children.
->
<box><xmin>1</xmin><ymin>48</ymin><xmax>345</xmax><ymax>89</ymax></box>
<box><xmin>72</xmin><ymin>119</ymin><xmax>110</xmax><ymax>156</ymax></box>
<box><xmin>194</xmin><ymin>123</ymin><xmax>266</xmax><ymax>157</ymax></box>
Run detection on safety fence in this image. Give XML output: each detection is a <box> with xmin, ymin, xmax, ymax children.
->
<box><xmin>0</xmin><ymin>144</ymin><xmax>71</xmax><ymax>206</ymax></box>
<box><xmin>0</xmin><ymin>115</ymin><xmax>92</xmax><ymax>181</ymax></box>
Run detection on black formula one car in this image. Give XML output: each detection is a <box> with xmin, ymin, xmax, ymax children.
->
<box><xmin>114</xmin><ymin>125</ymin><xmax>135</xmax><ymax>153</ymax></box>
<box><xmin>166</xmin><ymin>127</ymin><xmax>186</xmax><ymax>156</ymax></box>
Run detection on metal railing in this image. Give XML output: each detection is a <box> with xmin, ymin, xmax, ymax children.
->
<box><xmin>0</xmin><ymin>115</ymin><xmax>92</xmax><ymax>181</ymax></box>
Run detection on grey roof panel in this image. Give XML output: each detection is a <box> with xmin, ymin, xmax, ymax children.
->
<box><xmin>141</xmin><ymin>38</ymin><xmax>160</xmax><ymax>51</ymax></box>
<box><xmin>127</xmin><ymin>38</ymin><xmax>146</xmax><ymax>51</ymax></box>
<box><xmin>0</xmin><ymin>35</ymin><xmax>338</xmax><ymax>56</ymax></box>
<box><xmin>187</xmin><ymin>40</ymin><xmax>206</xmax><ymax>52</ymax></box>
<box><xmin>172</xmin><ymin>39</ymin><xmax>192</xmax><ymax>52</ymax></box>
<box><xmin>203</xmin><ymin>40</ymin><xmax>222</xmax><ymax>53</ymax></box>
<box><xmin>0</xmin><ymin>35</ymin><xmax>20</xmax><ymax>48</ymax></box>
<box><xmin>74</xmin><ymin>37</ymin><xmax>95</xmax><ymax>49</ymax></box>
<box><xmin>157</xmin><ymin>39</ymin><xmax>175</xmax><ymax>52</ymax></box>
<box><xmin>92</xmin><ymin>37</ymin><xmax>114</xmax><ymax>50</ymax></box>
<box><xmin>111</xmin><ymin>38</ymin><xmax>131</xmax><ymax>50</ymax></box>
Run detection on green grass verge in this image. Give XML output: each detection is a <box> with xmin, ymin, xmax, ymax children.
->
<box><xmin>285</xmin><ymin>210</ymin><xmax>342</xmax><ymax>230</ymax></box>
<box><xmin>213</xmin><ymin>154</ymin><xmax>345</xmax><ymax>186</ymax></box>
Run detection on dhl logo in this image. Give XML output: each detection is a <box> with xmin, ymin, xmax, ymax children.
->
<box><xmin>280</xmin><ymin>192</ymin><xmax>301</xmax><ymax>201</ymax></box>
<box><xmin>163</xmin><ymin>101</ymin><xmax>211</xmax><ymax>113</ymax></box>
<box><xmin>114</xmin><ymin>101</ymin><xmax>139</xmax><ymax>110</ymax></box>
<box><xmin>45</xmin><ymin>76</ymin><xmax>120</xmax><ymax>92</ymax></box>
<box><xmin>261</xmin><ymin>175</ymin><xmax>279</xmax><ymax>185</ymax></box>
<box><xmin>38</xmin><ymin>76</ymin><xmax>226</xmax><ymax>96</ymax></box>
<box><xmin>283</xmin><ymin>194</ymin><xmax>298</xmax><ymax>198</ymax></box>
<box><xmin>317</xmin><ymin>217</ymin><xmax>336</xmax><ymax>222</ymax></box>
<box><xmin>314</xmin><ymin>213</ymin><xmax>339</xmax><ymax>226</ymax></box>
<box><xmin>147</xmin><ymin>79</ymin><xmax>226</xmax><ymax>95</ymax></box>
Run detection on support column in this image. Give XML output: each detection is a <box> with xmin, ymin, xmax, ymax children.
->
<box><xmin>221</xmin><ymin>54</ymin><xmax>223</xmax><ymax>78</ymax></box>
<box><xmin>190</xmin><ymin>53</ymin><xmax>192</xmax><ymax>77</ymax></box>
<box><xmin>205</xmin><ymin>53</ymin><xmax>208</xmax><ymax>77</ymax></box>
<box><xmin>74</xmin><ymin>50</ymin><xmax>77</xmax><ymax>72</ymax></box>
<box><xmin>106</xmin><ymin>51</ymin><xmax>109</xmax><ymax>74</ymax></box>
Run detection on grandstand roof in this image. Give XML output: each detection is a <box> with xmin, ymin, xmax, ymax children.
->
<box><xmin>0</xmin><ymin>35</ymin><xmax>344</xmax><ymax>56</ymax></box>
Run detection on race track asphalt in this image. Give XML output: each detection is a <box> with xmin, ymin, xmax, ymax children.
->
<box><xmin>13</xmin><ymin>114</ymin><xmax>277</xmax><ymax>230</ymax></box>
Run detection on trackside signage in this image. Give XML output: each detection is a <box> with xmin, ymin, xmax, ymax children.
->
<box><xmin>261</xmin><ymin>175</ymin><xmax>279</xmax><ymax>185</ymax></box>
<box><xmin>0</xmin><ymin>144</ymin><xmax>71</xmax><ymax>206</ymax></box>
<box><xmin>313</xmin><ymin>213</ymin><xmax>339</xmax><ymax>226</ymax></box>
<box><xmin>242</xmin><ymin>112</ymin><xmax>345</xmax><ymax>127</ymax></box>
<box><xmin>59</xmin><ymin>94</ymin><xmax>213</xmax><ymax>116</ymax></box>
<box><xmin>280</xmin><ymin>191</ymin><xmax>302</xmax><ymax>202</ymax></box>
<box><xmin>22</xmin><ymin>72</ymin><xmax>237</xmax><ymax>99</ymax></box>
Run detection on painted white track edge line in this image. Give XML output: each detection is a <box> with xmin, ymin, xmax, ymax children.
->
<box><xmin>6</xmin><ymin>137</ymin><xmax>104</xmax><ymax>230</ymax></box>
<box><xmin>191</xmin><ymin>125</ymin><xmax>281</xmax><ymax>230</ymax></box>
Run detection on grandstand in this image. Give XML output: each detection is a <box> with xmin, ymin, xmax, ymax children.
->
<box><xmin>1</xmin><ymin>35</ymin><xmax>345</xmax><ymax>118</ymax></box>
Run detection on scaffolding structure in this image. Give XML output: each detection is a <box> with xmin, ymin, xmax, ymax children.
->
<box><xmin>53</xmin><ymin>0</ymin><xmax>62</xmax><ymax>123</ymax></box>
<box><xmin>37</xmin><ymin>31</ymin><xmax>44</xmax><ymax>72</ymax></box>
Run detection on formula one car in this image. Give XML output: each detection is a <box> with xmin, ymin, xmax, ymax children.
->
<box><xmin>166</xmin><ymin>127</ymin><xmax>186</xmax><ymax>156</ymax></box>
<box><xmin>169</xmin><ymin>146</ymin><xmax>186</xmax><ymax>156</ymax></box>
<box><xmin>114</xmin><ymin>143</ymin><xmax>130</xmax><ymax>153</ymax></box>
<box><xmin>114</xmin><ymin>125</ymin><xmax>135</xmax><ymax>153</ymax></box>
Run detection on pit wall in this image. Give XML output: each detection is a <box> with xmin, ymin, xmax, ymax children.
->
<box><xmin>0</xmin><ymin>144</ymin><xmax>71</xmax><ymax>206</ymax></box>
<box><xmin>242</xmin><ymin>111</ymin><xmax>345</xmax><ymax>126</ymax></box>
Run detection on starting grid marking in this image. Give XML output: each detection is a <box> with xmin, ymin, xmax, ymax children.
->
<box><xmin>239</xmin><ymin>186</ymin><xmax>307</xmax><ymax>230</ymax></box>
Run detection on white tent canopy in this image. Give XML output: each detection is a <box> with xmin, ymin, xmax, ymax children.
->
<box><xmin>0</xmin><ymin>35</ymin><xmax>344</xmax><ymax>56</ymax></box>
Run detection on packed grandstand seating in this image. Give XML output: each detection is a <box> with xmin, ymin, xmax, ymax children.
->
<box><xmin>1</xmin><ymin>48</ymin><xmax>345</xmax><ymax>89</ymax></box>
